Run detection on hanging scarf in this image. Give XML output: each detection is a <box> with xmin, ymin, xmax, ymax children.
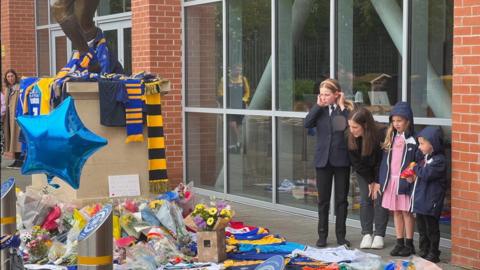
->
<box><xmin>124</xmin><ymin>79</ymin><xmax>144</xmax><ymax>143</ymax></box>
<box><xmin>145</xmin><ymin>92</ymin><xmax>168</xmax><ymax>193</ymax></box>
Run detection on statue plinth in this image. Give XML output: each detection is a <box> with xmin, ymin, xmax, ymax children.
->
<box><xmin>29</xmin><ymin>82</ymin><xmax>150</xmax><ymax>204</ymax></box>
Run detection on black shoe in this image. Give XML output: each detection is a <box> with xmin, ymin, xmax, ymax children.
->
<box><xmin>417</xmin><ymin>249</ymin><xmax>429</xmax><ymax>258</ymax></box>
<box><xmin>316</xmin><ymin>239</ymin><xmax>327</xmax><ymax>247</ymax></box>
<box><xmin>398</xmin><ymin>244</ymin><xmax>416</xmax><ymax>257</ymax></box>
<box><xmin>337</xmin><ymin>239</ymin><xmax>351</xmax><ymax>247</ymax></box>
<box><xmin>390</xmin><ymin>244</ymin><xmax>405</xmax><ymax>256</ymax></box>
<box><xmin>424</xmin><ymin>252</ymin><xmax>440</xmax><ymax>263</ymax></box>
<box><xmin>6</xmin><ymin>160</ymin><xmax>22</xmax><ymax>169</ymax></box>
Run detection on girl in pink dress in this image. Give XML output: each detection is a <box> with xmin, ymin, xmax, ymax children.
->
<box><xmin>378</xmin><ymin>102</ymin><xmax>418</xmax><ymax>257</ymax></box>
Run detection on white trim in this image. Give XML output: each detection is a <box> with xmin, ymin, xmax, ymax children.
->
<box><xmin>222</xmin><ymin>0</ymin><xmax>228</xmax><ymax>194</ymax></box>
<box><xmin>94</xmin><ymin>12</ymin><xmax>132</xmax><ymax>24</ymax></box>
<box><xmin>35</xmin><ymin>25</ymin><xmax>51</xmax><ymax>30</ymax></box>
<box><xmin>183</xmin><ymin>0</ymin><xmax>221</xmax><ymax>7</ymax></box>
<box><xmin>414</xmin><ymin>117</ymin><xmax>452</xmax><ymax>126</ymax></box>
<box><xmin>402</xmin><ymin>0</ymin><xmax>409</xmax><ymax>101</ymax></box>
<box><xmin>182</xmin><ymin>2</ymin><xmax>187</xmax><ymax>185</ymax></box>
<box><xmin>329</xmin><ymin>0</ymin><xmax>336</xmax><ymax>77</ymax></box>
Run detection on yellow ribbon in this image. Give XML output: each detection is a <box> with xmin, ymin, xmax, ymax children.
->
<box><xmin>77</xmin><ymin>255</ymin><xmax>112</xmax><ymax>266</ymax></box>
<box><xmin>0</xmin><ymin>216</ymin><xmax>15</xmax><ymax>225</ymax></box>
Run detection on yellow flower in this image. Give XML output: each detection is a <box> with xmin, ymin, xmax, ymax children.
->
<box><xmin>208</xmin><ymin>208</ymin><xmax>218</xmax><ymax>215</ymax></box>
<box><xmin>207</xmin><ymin>217</ymin><xmax>215</xmax><ymax>226</ymax></box>
<box><xmin>195</xmin><ymin>204</ymin><xmax>206</xmax><ymax>211</ymax></box>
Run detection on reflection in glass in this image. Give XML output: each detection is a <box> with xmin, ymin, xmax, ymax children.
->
<box><xmin>277</xmin><ymin>0</ymin><xmax>330</xmax><ymax>112</ymax></box>
<box><xmin>337</xmin><ymin>0</ymin><xmax>402</xmax><ymax>116</ymax></box>
<box><xmin>186</xmin><ymin>113</ymin><xmax>224</xmax><ymax>192</ymax></box>
<box><xmin>185</xmin><ymin>3</ymin><xmax>223</xmax><ymax>108</ymax></box>
<box><xmin>37</xmin><ymin>29</ymin><xmax>50</xmax><ymax>76</ymax></box>
<box><xmin>410</xmin><ymin>0</ymin><xmax>453</xmax><ymax>118</ymax></box>
<box><xmin>227</xmin><ymin>0</ymin><xmax>271</xmax><ymax>110</ymax></box>
<box><xmin>55</xmin><ymin>36</ymin><xmax>67</xmax><ymax>74</ymax></box>
<box><xmin>123</xmin><ymin>28</ymin><xmax>132</xmax><ymax>76</ymax></box>
<box><xmin>227</xmin><ymin>115</ymin><xmax>272</xmax><ymax>202</ymax></box>
<box><xmin>104</xmin><ymin>30</ymin><xmax>118</xmax><ymax>62</ymax></box>
<box><xmin>277</xmin><ymin>117</ymin><xmax>317</xmax><ymax>211</ymax></box>
<box><xmin>36</xmin><ymin>0</ymin><xmax>49</xmax><ymax>26</ymax></box>
<box><xmin>98</xmin><ymin>0</ymin><xmax>131</xmax><ymax>16</ymax></box>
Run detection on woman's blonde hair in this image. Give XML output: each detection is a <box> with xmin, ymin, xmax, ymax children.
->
<box><xmin>382</xmin><ymin>118</ymin><xmax>410</xmax><ymax>150</ymax></box>
<box><xmin>319</xmin><ymin>78</ymin><xmax>355</xmax><ymax>111</ymax></box>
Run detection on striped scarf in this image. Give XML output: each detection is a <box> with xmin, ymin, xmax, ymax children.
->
<box><xmin>125</xmin><ymin>79</ymin><xmax>144</xmax><ymax>143</ymax></box>
<box><xmin>145</xmin><ymin>92</ymin><xmax>168</xmax><ymax>193</ymax></box>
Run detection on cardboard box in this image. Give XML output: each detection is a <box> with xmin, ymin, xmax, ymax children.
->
<box><xmin>196</xmin><ymin>229</ymin><xmax>227</xmax><ymax>263</ymax></box>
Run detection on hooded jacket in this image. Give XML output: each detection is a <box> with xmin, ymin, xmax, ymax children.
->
<box><xmin>378</xmin><ymin>102</ymin><xmax>417</xmax><ymax>195</ymax></box>
<box><xmin>410</xmin><ymin>127</ymin><xmax>447</xmax><ymax>217</ymax></box>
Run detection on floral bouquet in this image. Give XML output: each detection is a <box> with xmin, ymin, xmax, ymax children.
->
<box><xmin>24</xmin><ymin>226</ymin><xmax>52</xmax><ymax>263</ymax></box>
<box><xmin>190</xmin><ymin>201</ymin><xmax>233</xmax><ymax>231</ymax></box>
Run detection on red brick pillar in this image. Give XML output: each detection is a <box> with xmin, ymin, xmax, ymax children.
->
<box><xmin>1</xmin><ymin>0</ymin><xmax>36</xmax><ymax>77</ymax></box>
<box><xmin>451</xmin><ymin>1</ymin><xmax>480</xmax><ymax>268</ymax></box>
<box><xmin>131</xmin><ymin>0</ymin><xmax>183</xmax><ymax>187</ymax></box>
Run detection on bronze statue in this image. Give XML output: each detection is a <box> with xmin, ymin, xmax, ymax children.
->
<box><xmin>51</xmin><ymin>0</ymin><xmax>124</xmax><ymax>74</ymax></box>
<box><xmin>51</xmin><ymin>0</ymin><xmax>100</xmax><ymax>55</ymax></box>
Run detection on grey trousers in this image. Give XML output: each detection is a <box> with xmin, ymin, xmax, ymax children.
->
<box><xmin>356</xmin><ymin>173</ymin><xmax>389</xmax><ymax>237</ymax></box>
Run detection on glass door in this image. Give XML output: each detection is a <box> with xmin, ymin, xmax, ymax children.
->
<box><xmin>49</xmin><ymin>29</ymin><xmax>72</xmax><ymax>75</ymax></box>
<box><xmin>97</xmin><ymin>20</ymin><xmax>132</xmax><ymax>75</ymax></box>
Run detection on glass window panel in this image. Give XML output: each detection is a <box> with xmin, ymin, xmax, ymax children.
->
<box><xmin>37</xmin><ymin>29</ymin><xmax>50</xmax><ymax>76</ymax></box>
<box><xmin>123</xmin><ymin>28</ymin><xmax>132</xmax><ymax>76</ymax></box>
<box><xmin>55</xmin><ymin>36</ymin><xmax>67</xmax><ymax>74</ymax></box>
<box><xmin>185</xmin><ymin>3</ymin><xmax>223</xmax><ymax>108</ymax></box>
<box><xmin>277</xmin><ymin>0</ymin><xmax>330</xmax><ymax>112</ymax></box>
<box><xmin>277</xmin><ymin>117</ymin><xmax>317</xmax><ymax>211</ymax></box>
<box><xmin>186</xmin><ymin>113</ymin><xmax>224</xmax><ymax>192</ymax></box>
<box><xmin>409</xmin><ymin>0</ymin><xmax>453</xmax><ymax>118</ymax></box>
<box><xmin>337</xmin><ymin>0</ymin><xmax>402</xmax><ymax>116</ymax></box>
<box><xmin>104</xmin><ymin>30</ymin><xmax>118</xmax><ymax>64</ymax></box>
<box><xmin>227</xmin><ymin>115</ymin><xmax>272</xmax><ymax>202</ymax></box>
<box><xmin>98</xmin><ymin>0</ymin><xmax>131</xmax><ymax>16</ymax></box>
<box><xmin>36</xmin><ymin>0</ymin><xmax>49</xmax><ymax>26</ymax></box>
<box><xmin>227</xmin><ymin>0</ymin><xmax>271</xmax><ymax>110</ymax></box>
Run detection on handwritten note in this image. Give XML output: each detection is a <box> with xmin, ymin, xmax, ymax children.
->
<box><xmin>108</xmin><ymin>174</ymin><xmax>140</xmax><ymax>197</ymax></box>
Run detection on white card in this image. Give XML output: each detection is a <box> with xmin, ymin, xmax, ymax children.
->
<box><xmin>108</xmin><ymin>174</ymin><xmax>141</xmax><ymax>197</ymax></box>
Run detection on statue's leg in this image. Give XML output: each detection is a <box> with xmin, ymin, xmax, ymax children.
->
<box><xmin>74</xmin><ymin>0</ymin><xmax>101</xmax><ymax>42</ymax></box>
<box><xmin>51</xmin><ymin>0</ymin><xmax>89</xmax><ymax>54</ymax></box>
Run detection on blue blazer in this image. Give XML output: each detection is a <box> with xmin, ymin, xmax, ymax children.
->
<box><xmin>304</xmin><ymin>104</ymin><xmax>350</xmax><ymax>168</ymax></box>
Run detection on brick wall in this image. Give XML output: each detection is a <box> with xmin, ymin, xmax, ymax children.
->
<box><xmin>1</xmin><ymin>0</ymin><xmax>36</xmax><ymax>77</ymax></box>
<box><xmin>451</xmin><ymin>1</ymin><xmax>480</xmax><ymax>268</ymax></box>
<box><xmin>131</xmin><ymin>0</ymin><xmax>183</xmax><ymax>188</ymax></box>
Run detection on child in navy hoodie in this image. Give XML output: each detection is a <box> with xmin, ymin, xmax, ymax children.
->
<box><xmin>406</xmin><ymin>126</ymin><xmax>447</xmax><ymax>263</ymax></box>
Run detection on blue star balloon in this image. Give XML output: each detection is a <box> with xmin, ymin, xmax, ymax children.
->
<box><xmin>17</xmin><ymin>97</ymin><xmax>107</xmax><ymax>189</ymax></box>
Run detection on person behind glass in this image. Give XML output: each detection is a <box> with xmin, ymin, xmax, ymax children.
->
<box><xmin>3</xmin><ymin>69</ymin><xmax>23</xmax><ymax>169</ymax></box>
<box><xmin>379</xmin><ymin>101</ymin><xmax>417</xmax><ymax>256</ymax></box>
<box><xmin>347</xmin><ymin>107</ymin><xmax>389</xmax><ymax>249</ymax></box>
<box><xmin>217</xmin><ymin>64</ymin><xmax>251</xmax><ymax>152</ymax></box>
<box><xmin>304</xmin><ymin>78</ymin><xmax>355</xmax><ymax>247</ymax></box>
<box><xmin>406</xmin><ymin>127</ymin><xmax>446</xmax><ymax>263</ymax></box>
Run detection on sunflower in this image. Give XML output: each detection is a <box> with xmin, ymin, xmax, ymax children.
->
<box><xmin>207</xmin><ymin>217</ymin><xmax>215</xmax><ymax>226</ymax></box>
<box><xmin>195</xmin><ymin>204</ymin><xmax>206</xmax><ymax>211</ymax></box>
<box><xmin>208</xmin><ymin>208</ymin><xmax>218</xmax><ymax>216</ymax></box>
